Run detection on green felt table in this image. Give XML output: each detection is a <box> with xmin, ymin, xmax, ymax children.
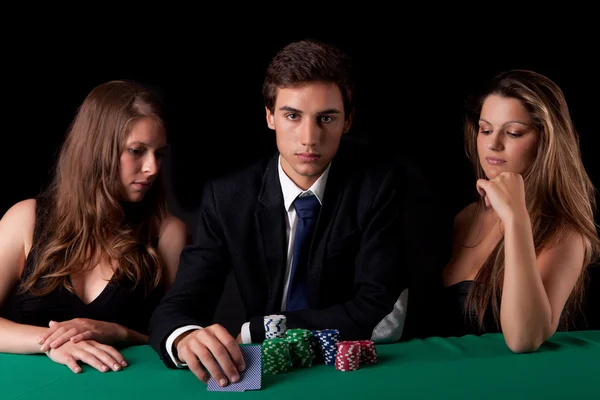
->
<box><xmin>2</xmin><ymin>331</ymin><xmax>599</xmax><ymax>399</ymax></box>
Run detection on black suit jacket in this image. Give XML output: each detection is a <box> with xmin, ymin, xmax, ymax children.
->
<box><xmin>149</xmin><ymin>138</ymin><xmax>432</xmax><ymax>367</ymax></box>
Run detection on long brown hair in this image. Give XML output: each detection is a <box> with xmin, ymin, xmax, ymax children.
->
<box><xmin>463</xmin><ymin>69</ymin><xmax>600</xmax><ymax>331</ymax></box>
<box><xmin>21</xmin><ymin>80</ymin><xmax>168</xmax><ymax>296</ymax></box>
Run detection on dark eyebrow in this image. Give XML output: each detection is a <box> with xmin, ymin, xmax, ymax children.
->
<box><xmin>279</xmin><ymin>106</ymin><xmax>301</xmax><ymax>113</ymax></box>
<box><xmin>278</xmin><ymin>106</ymin><xmax>342</xmax><ymax>115</ymax></box>
<box><xmin>317</xmin><ymin>109</ymin><xmax>342</xmax><ymax>115</ymax></box>
<box><xmin>479</xmin><ymin>118</ymin><xmax>529</xmax><ymax>127</ymax></box>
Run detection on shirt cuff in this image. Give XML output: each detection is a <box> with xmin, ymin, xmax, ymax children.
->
<box><xmin>240</xmin><ymin>322</ymin><xmax>252</xmax><ymax>344</ymax></box>
<box><xmin>166</xmin><ymin>325</ymin><xmax>203</xmax><ymax>367</ymax></box>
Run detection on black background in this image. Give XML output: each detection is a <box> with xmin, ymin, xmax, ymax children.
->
<box><xmin>3</xmin><ymin>24</ymin><xmax>598</xmax><ymax>335</ymax></box>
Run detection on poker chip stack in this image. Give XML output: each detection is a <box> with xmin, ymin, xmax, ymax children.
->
<box><xmin>261</xmin><ymin>338</ymin><xmax>291</xmax><ymax>374</ymax></box>
<box><xmin>261</xmin><ymin>326</ymin><xmax>378</xmax><ymax>375</ymax></box>
<box><xmin>308</xmin><ymin>334</ymin><xmax>322</xmax><ymax>363</ymax></box>
<box><xmin>356</xmin><ymin>340</ymin><xmax>378</xmax><ymax>365</ymax></box>
<box><xmin>285</xmin><ymin>329</ymin><xmax>313</xmax><ymax>368</ymax></box>
<box><xmin>264</xmin><ymin>314</ymin><xmax>287</xmax><ymax>339</ymax></box>
<box><xmin>313</xmin><ymin>329</ymin><xmax>340</xmax><ymax>366</ymax></box>
<box><xmin>335</xmin><ymin>341</ymin><xmax>361</xmax><ymax>372</ymax></box>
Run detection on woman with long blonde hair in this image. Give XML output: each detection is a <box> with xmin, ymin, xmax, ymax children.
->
<box><xmin>440</xmin><ymin>69</ymin><xmax>600</xmax><ymax>352</ymax></box>
<box><xmin>0</xmin><ymin>80</ymin><xmax>187</xmax><ymax>372</ymax></box>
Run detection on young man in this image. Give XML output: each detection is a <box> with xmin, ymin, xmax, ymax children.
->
<box><xmin>148</xmin><ymin>39</ymin><xmax>432</xmax><ymax>386</ymax></box>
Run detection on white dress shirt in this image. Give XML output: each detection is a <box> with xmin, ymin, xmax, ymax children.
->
<box><xmin>166</xmin><ymin>156</ymin><xmax>330</xmax><ymax>367</ymax></box>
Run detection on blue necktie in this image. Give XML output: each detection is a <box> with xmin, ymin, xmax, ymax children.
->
<box><xmin>286</xmin><ymin>194</ymin><xmax>321</xmax><ymax>311</ymax></box>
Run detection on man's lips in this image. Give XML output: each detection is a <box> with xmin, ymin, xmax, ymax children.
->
<box><xmin>297</xmin><ymin>153</ymin><xmax>320</xmax><ymax>162</ymax></box>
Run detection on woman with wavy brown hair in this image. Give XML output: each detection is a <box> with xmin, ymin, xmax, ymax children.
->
<box><xmin>0</xmin><ymin>80</ymin><xmax>187</xmax><ymax>372</ymax></box>
<box><xmin>440</xmin><ymin>69</ymin><xmax>600</xmax><ymax>352</ymax></box>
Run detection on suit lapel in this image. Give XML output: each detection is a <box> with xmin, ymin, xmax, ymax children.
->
<box><xmin>255</xmin><ymin>154</ymin><xmax>287</xmax><ymax>311</ymax></box>
<box><xmin>306</xmin><ymin>158</ymin><xmax>345</xmax><ymax>307</ymax></box>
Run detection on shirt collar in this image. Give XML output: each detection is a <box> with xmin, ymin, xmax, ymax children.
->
<box><xmin>278</xmin><ymin>155</ymin><xmax>330</xmax><ymax>212</ymax></box>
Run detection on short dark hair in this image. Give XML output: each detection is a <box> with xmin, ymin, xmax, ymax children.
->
<box><xmin>262</xmin><ymin>39</ymin><xmax>355</xmax><ymax>117</ymax></box>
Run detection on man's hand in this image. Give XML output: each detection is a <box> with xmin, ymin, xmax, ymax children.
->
<box><xmin>175</xmin><ymin>324</ymin><xmax>245</xmax><ymax>387</ymax></box>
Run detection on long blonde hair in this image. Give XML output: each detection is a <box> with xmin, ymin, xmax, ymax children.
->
<box><xmin>463</xmin><ymin>69</ymin><xmax>600</xmax><ymax>331</ymax></box>
<box><xmin>21</xmin><ymin>80</ymin><xmax>167</xmax><ymax>296</ymax></box>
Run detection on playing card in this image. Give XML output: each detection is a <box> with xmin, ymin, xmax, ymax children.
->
<box><xmin>207</xmin><ymin>345</ymin><xmax>262</xmax><ymax>392</ymax></box>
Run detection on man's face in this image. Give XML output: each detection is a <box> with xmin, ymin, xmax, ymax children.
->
<box><xmin>266</xmin><ymin>81</ymin><xmax>352</xmax><ymax>190</ymax></box>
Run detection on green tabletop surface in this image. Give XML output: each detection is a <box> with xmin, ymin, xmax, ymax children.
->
<box><xmin>2</xmin><ymin>330</ymin><xmax>599</xmax><ymax>399</ymax></box>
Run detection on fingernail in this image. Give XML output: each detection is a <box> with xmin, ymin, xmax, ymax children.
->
<box><xmin>101</xmin><ymin>365</ymin><xmax>108</xmax><ymax>372</ymax></box>
<box><xmin>50</xmin><ymin>342</ymin><xmax>56</xmax><ymax>348</ymax></box>
<box><xmin>219</xmin><ymin>378</ymin><xmax>228</xmax><ymax>387</ymax></box>
<box><xmin>75</xmin><ymin>367</ymin><xmax>81</xmax><ymax>373</ymax></box>
<box><xmin>230</xmin><ymin>374</ymin><xmax>240</xmax><ymax>383</ymax></box>
<box><xmin>121</xmin><ymin>361</ymin><xmax>128</xmax><ymax>367</ymax></box>
<box><xmin>113</xmin><ymin>364</ymin><xmax>121</xmax><ymax>371</ymax></box>
<box><xmin>238</xmin><ymin>364</ymin><xmax>246</xmax><ymax>372</ymax></box>
<box><xmin>40</xmin><ymin>345</ymin><xmax>47</xmax><ymax>352</ymax></box>
<box><xmin>37</xmin><ymin>338</ymin><xmax>43</xmax><ymax>344</ymax></box>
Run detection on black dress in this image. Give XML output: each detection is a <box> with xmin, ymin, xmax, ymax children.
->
<box><xmin>0</xmin><ymin>196</ymin><xmax>164</xmax><ymax>335</ymax></box>
<box><xmin>439</xmin><ymin>280</ymin><xmax>500</xmax><ymax>337</ymax></box>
